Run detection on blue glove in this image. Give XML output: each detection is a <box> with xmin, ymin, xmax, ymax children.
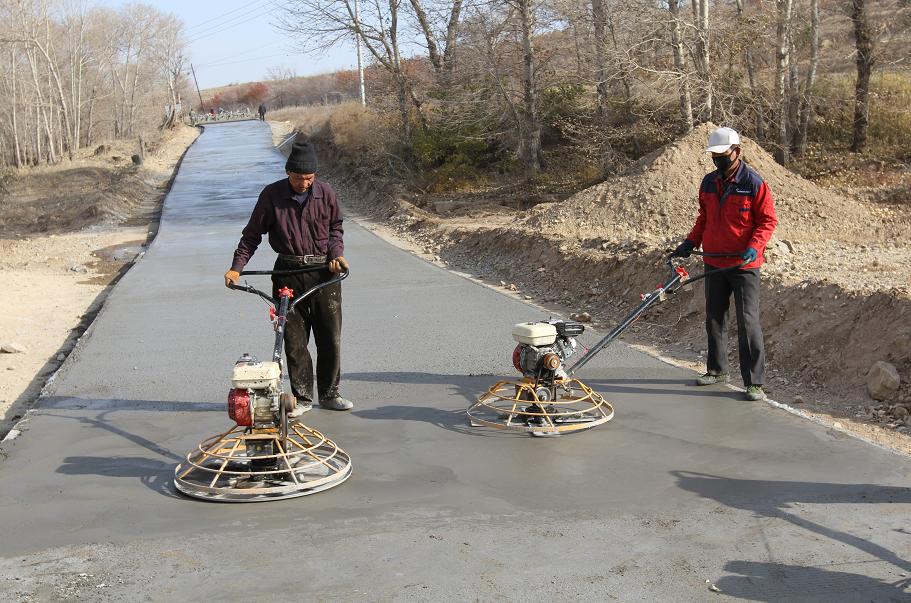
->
<box><xmin>741</xmin><ymin>247</ymin><xmax>758</xmax><ymax>263</ymax></box>
<box><xmin>672</xmin><ymin>239</ymin><xmax>695</xmax><ymax>258</ymax></box>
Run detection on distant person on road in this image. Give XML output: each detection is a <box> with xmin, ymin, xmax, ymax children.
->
<box><xmin>672</xmin><ymin>127</ymin><xmax>778</xmax><ymax>401</ymax></box>
<box><xmin>258</xmin><ymin>103</ymin><xmax>266</xmax><ymax>121</ymax></box>
<box><xmin>224</xmin><ymin>140</ymin><xmax>352</xmax><ymax>414</ymax></box>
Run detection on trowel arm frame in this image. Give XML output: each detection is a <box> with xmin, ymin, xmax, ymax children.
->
<box><xmin>568</xmin><ymin>252</ymin><xmax>746</xmax><ymax>376</ymax></box>
<box><xmin>228</xmin><ymin>265</ymin><xmax>349</xmax><ymax>365</ymax></box>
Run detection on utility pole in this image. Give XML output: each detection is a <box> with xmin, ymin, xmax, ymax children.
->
<box><xmin>355</xmin><ymin>0</ymin><xmax>366</xmax><ymax>105</ymax></box>
<box><xmin>190</xmin><ymin>63</ymin><xmax>205</xmax><ymax>110</ymax></box>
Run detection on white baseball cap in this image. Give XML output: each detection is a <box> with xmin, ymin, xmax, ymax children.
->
<box><xmin>705</xmin><ymin>127</ymin><xmax>741</xmax><ymax>153</ymax></box>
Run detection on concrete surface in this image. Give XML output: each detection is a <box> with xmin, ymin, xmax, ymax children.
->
<box><xmin>1</xmin><ymin>121</ymin><xmax>909</xmax><ymax>602</ymax></box>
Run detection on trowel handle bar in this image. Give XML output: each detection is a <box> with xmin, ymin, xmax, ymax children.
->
<box><xmin>568</xmin><ymin>254</ymin><xmax>746</xmax><ymax>375</ymax></box>
<box><xmin>666</xmin><ymin>252</ymin><xmax>749</xmax><ymax>287</ymax></box>
<box><xmin>288</xmin><ymin>270</ymin><xmax>348</xmax><ymax>312</ymax></box>
<box><xmin>239</xmin><ymin>265</ymin><xmax>328</xmax><ymax>276</ymax></box>
<box><xmin>228</xmin><ymin>267</ymin><xmax>348</xmax><ymax>308</ymax></box>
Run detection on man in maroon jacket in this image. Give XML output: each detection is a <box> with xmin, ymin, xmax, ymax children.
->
<box><xmin>224</xmin><ymin>140</ymin><xmax>352</xmax><ymax>414</ymax></box>
<box><xmin>672</xmin><ymin>127</ymin><xmax>778</xmax><ymax>401</ymax></box>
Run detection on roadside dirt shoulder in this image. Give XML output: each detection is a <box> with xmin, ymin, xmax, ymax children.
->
<box><xmin>275</xmin><ymin>122</ymin><xmax>911</xmax><ymax>456</ymax></box>
<box><xmin>0</xmin><ymin>126</ymin><xmax>199</xmax><ymax>437</ymax></box>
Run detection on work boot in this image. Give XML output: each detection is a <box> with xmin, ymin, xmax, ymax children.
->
<box><xmin>288</xmin><ymin>399</ymin><xmax>312</xmax><ymax>418</ymax></box>
<box><xmin>320</xmin><ymin>396</ymin><xmax>353</xmax><ymax>411</ymax></box>
<box><xmin>696</xmin><ymin>372</ymin><xmax>729</xmax><ymax>386</ymax></box>
<box><xmin>745</xmin><ymin>385</ymin><xmax>766</xmax><ymax>401</ymax></box>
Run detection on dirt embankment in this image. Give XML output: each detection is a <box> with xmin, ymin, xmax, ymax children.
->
<box><xmin>279</xmin><ymin>121</ymin><xmax>911</xmax><ymax>454</ymax></box>
<box><xmin>0</xmin><ymin>126</ymin><xmax>200</xmax><ymax>437</ymax></box>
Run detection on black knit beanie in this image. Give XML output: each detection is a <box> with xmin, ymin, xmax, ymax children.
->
<box><xmin>285</xmin><ymin>140</ymin><xmax>318</xmax><ymax>174</ymax></box>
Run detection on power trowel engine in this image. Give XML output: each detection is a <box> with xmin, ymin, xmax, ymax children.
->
<box><xmin>227</xmin><ymin>353</ymin><xmax>284</xmax><ymax>471</ymax></box>
<box><xmin>512</xmin><ymin>320</ymin><xmax>585</xmax><ymax>396</ymax></box>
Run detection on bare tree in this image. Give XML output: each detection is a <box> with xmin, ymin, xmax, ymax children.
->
<box><xmin>792</xmin><ymin>0</ymin><xmax>818</xmax><ymax>156</ymax></box>
<box><xmin>774</xmin><ymin>0</ymin><xmax>792</xmax><ymax>164</ymax></box>
<box><xmin>668</xmin><ymin>0</ymin><xmax>693</xmax><ymax>131</ymax></box>
<box><xmin>693</xmin><ymin>0</ymin><xmax>712</xmax><ymax>121</ymax></box>
<box><xmin>850</xmin><ymin>0</ymin><xmax>874</xmax><ymax>152</ymax></box>
<box><xmin>0</xmin><ymin>1</ymin><xmax>189</xmax><ymax>168</ymax></box>
<box><xmin>409</xmin><ymin>0</ymin><xmax>462</xmax><ymax>74</ymax></box>
<box><xmin>591</xmin><ymin>0</ymin><xmax>609</xmax><ymax>117</ymax></box>
<box><xmin>277</xmin><ymin>0</ymin><xmax>456</xmax><ymax>138</ymax></box>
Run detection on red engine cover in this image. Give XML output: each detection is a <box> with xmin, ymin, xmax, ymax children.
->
<box><xmin>512</xmin><ymin>344</ymin><xmax>523</xmax><ymax>373</ymax></box>
<box><xmin>227</xmin><ymin>388</ymin><xmax>252</xmax><ymax>426</ymax></box>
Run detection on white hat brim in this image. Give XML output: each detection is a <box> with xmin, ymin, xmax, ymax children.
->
<box><xmin>705</xmin><ymin>143</ymin><xmax>733</xmax><ymax>153</ymax></box>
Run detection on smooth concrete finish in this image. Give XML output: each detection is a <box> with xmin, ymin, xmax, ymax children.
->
<box><xmin>1</xmin><ymin>121</ymin><xmax>909</xmax><ymax>602</ymax></box>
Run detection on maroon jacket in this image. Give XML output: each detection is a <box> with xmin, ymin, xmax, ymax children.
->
<box><xmin>231</xmin><ymin>178</ymin><xmax>344</xmax><ymax>272</ymax></box>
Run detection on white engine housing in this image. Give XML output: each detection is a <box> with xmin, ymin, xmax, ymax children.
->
<box><xmin>232</xmin><ymin>361</ymin><xmax>280</xmax><ymax>390</ymax></box>
<box><xmin>512</xmin><ymin>322</ymin><xmax>558</xmax><ymax>346</ymax></box>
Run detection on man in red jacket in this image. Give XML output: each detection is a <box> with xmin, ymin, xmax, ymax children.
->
<box><xmin>672</xmin><ymin>127</ymin><xmax>778</xmax><ymax>401</ymax></box>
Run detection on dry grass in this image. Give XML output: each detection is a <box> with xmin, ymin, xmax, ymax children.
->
<box><xmin>272</xmin><ymin>103</ymin><xmax>403</xmax><ymax>177</ymax></box>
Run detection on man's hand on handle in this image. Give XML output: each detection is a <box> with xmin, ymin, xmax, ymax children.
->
<box><xmin>328</xmin><ymin>256</ymin><xmax>349</xmax><ymax>274</ymax></box>
<box><xmin>671</xmin><ymin>239</ymin><xmax>695</xmax><ymax>258</ymax></box>
<box><xmin>740</xmin><ymin>247</ymin><xmax>758</xmax><ymax>263</ymax></box>
<box><xmin>224</xmin><ymin>270</ymin><xmax>240</xmax><ymax>288</ymax></box>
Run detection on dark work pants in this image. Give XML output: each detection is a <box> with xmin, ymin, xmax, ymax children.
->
<box><xmin>704</xmin><ymin>265</ymin><xmax>765</xmax><ymax>387</ymax></box>
<box><xmin>272</xmin><ymin>259</ymin><xmax>343</xmax><ymax>403</ymax></box>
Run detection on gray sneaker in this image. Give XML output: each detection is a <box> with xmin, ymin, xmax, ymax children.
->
<box><xmin>288</xmin><ymin>400</ymin><xmax>312</xmax><ymax>418</ymax></box>
<box><xmin>745</xmin><ymin>385</ymin><xmax>766</xmax><ymax>401</ymax></box>
<box><xmin>320</xmin><ymin>396</ymin><xmax>353</xmax><ymax>411</ymax></box>
<box><xmin>696</xmin><ymin>372</ymin><xmax>729</xmax><ymax>386</ymax></box>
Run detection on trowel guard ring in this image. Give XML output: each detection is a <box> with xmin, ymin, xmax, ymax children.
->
<box><xmin>467</xmin><ymin>377</ymin><xmax>614</xmax><ymax>436</ymax></box>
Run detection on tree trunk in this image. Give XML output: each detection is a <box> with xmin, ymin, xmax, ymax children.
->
<box><xmin>793</xmin><ymin>0</ymin><xmax>818</xmax><ymax>156</ymax></box>
<box><xmin>26</xmin><ymin>45</ymin><xmax>57</xmax><ymax>164</ymax></box>
<box><xmin>37</xmin><ymin>14</ymin><xmax>74</xmax><ymax>159</ymax></box>
<box><xmin>409</xmin><ymin>0</ymin><xmax>441</xmax><ymax>71</ymax></box>
<box><xmin>389</xmin><ymin>0</ymin><xmax>411</xmax><ymax>140</ymax></box>
<box><xmin>86</xmin><ymin>86</ymin><xmax>96</xmax><ymax>147</ymax></box>
<box><xmin>127</xmin><ymin>48</ymin><xmax>143</xmax><ymax>137</ymax></box>
<box><xmin>10</xmin><ymin>47</ymin><xmax>23</xmax><ymax>169</ymax></box>
<box><xmin>694</xmin><ymin>0</ymin><xmax>712</xmax><ymax>121</ymax></box>
<box><xmin>516</xmin><ymin>0</ymin><xmax>541</xmax><ymax>178</ymax></box>
<box><xmin>591</xmin><ymin>0</ymin><xmax>609</xmax><ymax>118</ymax></box>
<box><xmin>409</xmin><ymin>0</ymin><xmax>442</xmax><ymax>71</ymax></box>
<box><xmin>442</xmin><ymin>0</ymin><xmax>462</xmax><ymax>73</ymax></box>
<box><xmin>774</xmin><ymin>0</ymin><xmax>792</xmax><ymax>164</ymax></box>
<box><xmin>736</xmin><ymin>0</ymin><xmax>764</xmax><ymax>139</ymax></box>
<box><xmin>851</xmin><ymin>0</ymin><xmax>874</xmax><ymax>152</ymax></box>
<box><xmin>668</xmin><ymin>0</ymin><xmax>693</xmax><ymax>132</ymax></box>
<box><xmin>787</xmin><ymin>35</ymin><xmax>800</xmax><ymax>146</ymax></box>
<box><xmin>605</xmin><ymin>5</ymin><xmax>632</xmax><ymax>102</ymax></box>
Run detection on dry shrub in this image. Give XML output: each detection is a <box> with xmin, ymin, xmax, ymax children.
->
<box><xmin>811</xmin><ymin>71</ymin><xmax>911</xmax><ymax>158</ymax></box>
<box><xmin>327</xmin><ymin>103</ymin><xmax>392</xmax><ymax>160</ymax></box>
<box><xmin>269</xmin><ymin>104</ymin><xmax>336</xmax><ymax>138</ymax></box>
<box><xmin>277</xmin><ymin>102</ymin><xmax>403</xmax><ymax>177</ymax></box>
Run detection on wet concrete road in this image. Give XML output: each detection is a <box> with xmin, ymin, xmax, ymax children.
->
<box><xmin>1</xmin><ymin>121</ymin><xmax>909</xmax><ymax>602</ymax></box>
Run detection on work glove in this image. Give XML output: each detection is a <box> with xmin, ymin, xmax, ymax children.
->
<box><xmin>328</xmin><ymin>256</ymin><xmax>349</xmax><ymax>274</ymax></box>
<box><xmin>740</xmin><ymin>247</ymin><xmax>758</xmax><ymax>263</ymax></box>
<box><xmin>671</xmin><ymin>239</ymin><xmax>695</xmax><ymax>258</ymax></box>
<box><xmin>224</xmin><ymin>269</ymin><xmax>240</xmax><ymax>288</ymax></box>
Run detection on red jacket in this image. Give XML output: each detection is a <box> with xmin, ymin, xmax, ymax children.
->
<box><xmin>686</xmin><ymin>161</ymin><xmax>778</xmax><ymax>269</ymax></box>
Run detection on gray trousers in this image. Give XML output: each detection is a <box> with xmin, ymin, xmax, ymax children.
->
<box><xmin>704</xmin><ymin>265</ymin><xmax>765</xmax><ymax>386</ymax></box>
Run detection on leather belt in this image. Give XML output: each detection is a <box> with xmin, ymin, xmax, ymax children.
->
<box><xmin>278</xmin><ymin>254</ymin><xmax>327</xmax><ymax>265</ymax></box>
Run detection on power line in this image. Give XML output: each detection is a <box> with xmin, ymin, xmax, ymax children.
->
<box><xmin>202</xmin><ymin>52</ymin><xmax>294</xmax><ymax>69</ymax></box>
<box><xmin>185</xmin><ymin>0</ymin><xmax>264</xmax><ymax>32</ymax></box>
<box><xmin>187</xmin><ymin>1</ymin><xmax>283</xmax><ymax>44</ymax></box>
<box><xmin>195</xmin><ymin>42</ymin><xmax>276</xmax><ymax>68</ymax></box>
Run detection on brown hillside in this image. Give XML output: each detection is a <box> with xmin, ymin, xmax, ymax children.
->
<box><xmin>527</xmin><ymin>123</ymin><xmax>907</xmax><ymax>246</ymax></box>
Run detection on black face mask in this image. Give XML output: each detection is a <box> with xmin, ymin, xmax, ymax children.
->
<box><xmin>713</xmin><ymin>153</ymin><xmax>735</xmax><ymax>173</ymax></box>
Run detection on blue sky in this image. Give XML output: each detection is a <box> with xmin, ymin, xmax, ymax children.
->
<box><xmin>101</xmin><ymin>0</ymin><xmax>358</xmax><ymax>89</ymax></box>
